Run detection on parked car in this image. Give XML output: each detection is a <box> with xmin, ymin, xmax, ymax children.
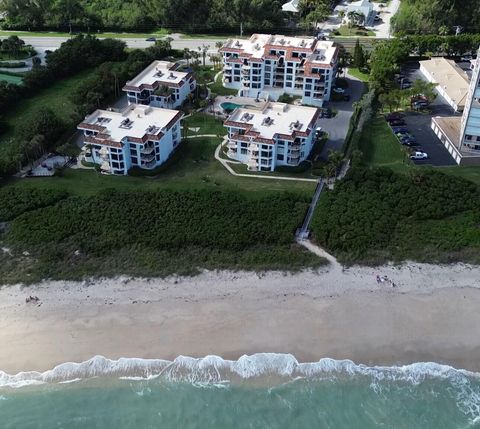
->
<box><xmin>410</xmin><ymin>151</ymin><xmax>428</xmax><ymax>160</ymax></box>
<box><xmin>460</xmin><ymin>55</ymin><xmax>473</xmax><ymax>62</ymax></box>
<box><xmin>391</xmin><ymin>126</ymin><xmax>409</xmax><ymax>133</ymax></box>
<box><xmin>389</xmin><ymin>119</ymin><xmax>406</xmax><ymax>126</ymax></box>
<box><xmin>146</xmin><ymin>37</ymin><xmax>157</xmax><ymax>42</ymax></box>
<box><xmin>413</xmin><ymin>101</ymin><xmax>429</xmax><ymax>110</ymax></box>
<box><xmin>333</xmin><ymin>87</ymin><xmax>345</xmax><ymax>94</ymax></box>
<box><xmin>386</xmin><ymin>112</ymin><xmax>404</xmax><ymax>121</ymax></box>
<box><xmin>397</xmin><ymin>132</ymin><xmax>414</xmax><ymax>140</ymax></box>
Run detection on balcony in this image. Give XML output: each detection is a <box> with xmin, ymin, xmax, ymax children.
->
<box><xmin>227</xmin><ymin>149</ymin><xmax>238</xmax><ymax>158</ymax></box>
<box><xmin>227</xmin><ymin>141</ymin><xmax>237</xmax><ymax>148</ymax></box>
<box><xmin>142</xmin><ymin>159</ymin><xmax>157</xmax><ymax>169</ymax></box>
<box><xmin>243</xmin><ymin>64</ymin><xmax>251</xmax><ymax>70</ymax></box>
<box><xmin>141</xmin><ymin>153</ymin><xmax>155</xmax><ymax>163</ymax></box>
<box><xmin>223</xmin><ymin>68</ymin><xmax>232</xmax><ymax>75</ymax></box>
<box><xmin>242</xmin><ymin>68</ymin><xmax>250</xmax><ymax>75</ymax></box>
<box><xmin>140</xmin><ymin>145</ymin><xmax>155</xmax><ymax>155</ymax></box>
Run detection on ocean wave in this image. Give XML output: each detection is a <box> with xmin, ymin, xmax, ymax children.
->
<box><xmin>1</xmin><ymin>353</ymin><xmax>480</xmax><ymax>387</ymax></box>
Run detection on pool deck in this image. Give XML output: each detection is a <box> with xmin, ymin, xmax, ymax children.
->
<box><xmin>213</xmin><ymin>96</ymin><xmax>267</xmax><ymax>115</ymax></box>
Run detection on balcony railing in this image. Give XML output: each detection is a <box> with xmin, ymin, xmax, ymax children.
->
<box><xmin>140</xmin><ymin>146</ymin><xmax>155</xmax><ymax>155</ymax></box>
<box><xmin>141</xmin><ymin>153</ymin><xmax>155</xmax><ymax>163</ymax></box>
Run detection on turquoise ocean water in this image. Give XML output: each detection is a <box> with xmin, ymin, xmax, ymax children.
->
<box><xmin>1</xmin><ymin>354</ymin><xmax>479</xmax><ymax>428</ymax></box>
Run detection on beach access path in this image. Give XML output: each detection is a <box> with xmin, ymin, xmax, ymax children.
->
<box><xmin>1</xmin><ymin>263</ymin><xmax>480</xmax><ymax>375</ymax></box>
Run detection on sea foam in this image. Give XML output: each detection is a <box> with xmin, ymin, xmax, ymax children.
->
<box><xmin>1</xmin><ymin>353</ymin><xmax>479</xmax><ymax>388</ymax></box>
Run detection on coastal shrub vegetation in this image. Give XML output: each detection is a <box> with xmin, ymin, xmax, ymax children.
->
<box><xmin>0</xmin><ymin>187</ymin><xmax>68</xmax><ymax>221</ymax></box>
<box><xmin>0</xmin><ymin>188</ymin><xmax>324</xmax><ymax>282</ymax></box>
<box><xmin>311</xmin><ymin>168</ymin><xmax>480</xmax><ymax>265</ymax></box>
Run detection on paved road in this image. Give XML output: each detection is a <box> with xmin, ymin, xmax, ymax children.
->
<box><xmin>2</xmin><ymin>35</ymin><xmax>223</xmax><ymax>59</ymax></box>
<box><xmin>319</xmin><ymin>70</ymin><xmax>366</xmax><ymax>160</ymax></box>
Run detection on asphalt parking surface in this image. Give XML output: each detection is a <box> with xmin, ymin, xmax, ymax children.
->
<box><xmin>394</xmin><ymin>62</ymin><xmax>461</xmax><ymax>166</ymax></box>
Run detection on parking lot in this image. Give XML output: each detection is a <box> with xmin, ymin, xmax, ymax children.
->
<box><xmin>393</xmin><ymin>61</ymin><xmax>461</xmax><ymax>166</ymax></box>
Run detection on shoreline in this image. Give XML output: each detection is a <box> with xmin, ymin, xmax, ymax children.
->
<box><xmin>1</xmin><ymin>263</ymin><xmax>480</xmax><ymax>375</ymax></box>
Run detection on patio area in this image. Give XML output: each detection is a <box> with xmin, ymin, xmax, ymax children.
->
<box><xmin>26</xmin><ymin>154</ymin><xmax>71</xmax><ymax>177</ymax></box>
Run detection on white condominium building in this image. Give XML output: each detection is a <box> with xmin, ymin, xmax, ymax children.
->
<box><xmin>220</xmin><ymin>34</ymin><xmax>338</xmax><ymax>106</ymax></box>
<box><xmin>224</xmin><ymin>102</ymin><xmax>320</xmax><ymax>171</ymax></box>
<box><xmin>460</xmin><ymin>51</ymin><xmax>480</xmax><ymax>151</ymax></box>
<box><xmin>123</xmin><ymin>61</ymin><xmax>196</xmax><ymax>109</ymax></box>
<box><xmin>431</xmin><ymin>48</ymin><xmax>480</xmax><ymax>165</ymax></box>
<box><xmin>78</xmin><ymin>104</ymin><xmax>183</xmax><ymax>175</ymax></box>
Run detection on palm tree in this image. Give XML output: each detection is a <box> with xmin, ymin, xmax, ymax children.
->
<box><xmin>198</xmin><ymin>44</ymin><xmax>210</xmax><ymax>67</ymax></box>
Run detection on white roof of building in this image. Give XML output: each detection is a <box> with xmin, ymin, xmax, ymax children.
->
<box><xmin>347</xmin><ymin>0</ymin><xmax>373</xmax><ymax>14</ymax></box>
<box><xmin>226</xmin><ymin>102</ymin><xmax>319</xmax><ymax>140</ymax></box>
<box><xmin>124</xmin><ymin>60</ymin><xmax>188</xmax><ymax>88</ymax></box>
<box><xmin>308</xmin><ymin>41</ymin><xmax>337</xmax><ymax>65</ymax></box>
<box><xmin>282</xmin><ymin>0</ymin><xmax>300</xmax><ymax>13</ymax></box>
<box><xmin>222</xmin><ymin>34</ymin><xmax>317</xmax><ymax>59</ymax></box>
<box><xmin>79</xmin><ymin>104</ymin><xmax>181</xmax><ymax>144</ymax></box>
<box><xmin>420</xmin><ymin>57</ymin><xmax>470</xmax><ymax>109</ymax></box>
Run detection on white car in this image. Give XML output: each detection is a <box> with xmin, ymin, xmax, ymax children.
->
<box><xmin>333</xmin><ymin>87</ymin><xmax>345</xmax><ymax>94</ymax></box>
<box><xmin>460</xmin><ymin>55</ymin><xmax>473</xmax><ymax>62</ymax></box>
<box><xmin>410</xmin><ymin>151</ymin><xmax>428</xmax><ymax>160</ymax></box>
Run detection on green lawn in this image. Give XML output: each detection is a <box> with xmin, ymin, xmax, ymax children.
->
<box><xmin>438</xmin><ymin>166</ymin><xmax>480</xmax><ymax>186</ymax></box>
<box><xmin>348</xmin><ymin>67</ymin><xmax>370</xmax><ymax>82</ymax></box>
<box><xmin>359</xmin><ymin>114</ymin><xmax>410</xmax><ymax>171</ymax></box>
<box><xmin>183</xmin><ymin>113</ymin><xmax>225</xmax><ymax>136</ymax></box>
<box><xmin>0</xmin><ymin>69</ymin><xmax>97</xmax><ymax>147</ymax></box>
<box><xmin>9</xmin><ymin>136</ymin><xmax>315</xmax><ymax>197</ymax></box>
<box><xmin>336</xmin><ymin>26</ymin><xmax>375</xmax><ymax>37</ymax></box>
<box><xmin>0</xmin><ymin>73</ymin><xmax>23</xmax><ymax>85</ymax></box>
<box><xmin>209</xmin><ymin>72</ymin><xmax>238</xmax><ymax>96</ymax></box>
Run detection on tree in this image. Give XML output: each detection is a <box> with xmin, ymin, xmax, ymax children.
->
<box><xmin>51</xmin><ymin>0</ymin><xmax>84</xmax><ymax>33</ymax></box>
<box><xmin>198</xmin><ymin>44</ymin><xmax>210</xmax><ymax>67</ymax></box>
<box><xmin>1</xmin><ymin>36</ymin><xmax>25</xmax><ymax>58</ymax></box>
<box><xmin>353</xmin><ymin>39</ymin><xmax>365</xmax><ymax>69</ymax></box>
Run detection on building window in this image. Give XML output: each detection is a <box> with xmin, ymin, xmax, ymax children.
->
<box><xmin>305</xmin><ymin>83</ymin><xmax>312</xmax><ymax>89</ymax></box>
<box><xmin>305</xmin><ymin>91</ymin><xmax>311</xmax><ymax>97</ymax></box>
<box><xmin>131</xmin><ymin>157</ymin><xmax>138</xmax><ymax>164</ymax></box>
<box><xmin>286</xmin><ymin>67</ymin><xmax>293</xmax><ymax>73</ymax></box>
<box><xmin>277</xmin><ymin>154</ymin><xmax>284</xmax><ymax>161</ymax></box>
<box><xmin>241</xmin><ymin>148</ymin><xmax>247</xmax><ymax>155</ymax></box>
<box><xmin>286</xmin><ymin>82</ymin><xmax>292</xmax><ymax>87</ymax></box>
<box><xmin>465</xmin><ymin>134</ymin><xmax>473</xmax><ymax>140</ymax></box>
<box><xmin>241</xmin><ymin>142</ymin><xmax>248</xmax><ymax>148</ymax></box>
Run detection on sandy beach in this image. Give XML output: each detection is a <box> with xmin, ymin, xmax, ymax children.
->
<box><xmin>1</xmin><ymin>262</ymin><xmax>480</xmax><ymax>375</ymax></box>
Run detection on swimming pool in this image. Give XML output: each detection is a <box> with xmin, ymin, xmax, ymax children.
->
<box><xmin>220</xmin><ymin>102</ymin><xmax>242</xmax><ymax>112</ymax></box>
<box><xmin>220</xmin><ymin>102</ymin><xmax>257</xmax><ymax>113</ymax></box>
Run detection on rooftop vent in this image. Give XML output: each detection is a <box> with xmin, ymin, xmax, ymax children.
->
<box><xmin>278</xmin><ymin>38</ymin><xmax>286</xmax><ymax>45</ymax></box>
<box><xmin>289</xmin><ymin>120</ymin><xmax>302</xmax><ymax>130</ymax></box>
<box><xmin>146</xmin><ymin>125</ymin><xmax>160</xmax><ymax>134</ymax></box>
<box><xmin>262</xmin><ymin>116</ymin><xmax>274</xmax><ymax>126</ymax></box>
<box><xmin>241</xmin><ymin>112</ymin><xmax>254</xmax><ymax>122</ymax></box>
<box><xmin>168</xmin><ymin>72</ymin><xmax>176</xmax><ymax>79</ymax></box>
<box><xmin>119</xmin><ymin>118</ymin><xmax>133</xmax><ymax>129</ymax></box>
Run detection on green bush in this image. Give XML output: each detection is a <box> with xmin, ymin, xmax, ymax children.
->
<box><xmin>1</xmin><ymin>188</ymin><xmax>324</xmax><ymax>282</ymax></box>
<box><xmin>311</xmin><ymin>167</ymin><xmax>480</xmax><ymax>264</ymax></box>
<box><xmin>276</xmin><ymin>161</ymin><xmax>310</xmax><ymax>174</ymax></box>
<box><xmin>0</xmin><ymin>187</ymin><xmax>68</xmax><ymax>221</ymax></box>
<box><xmin>0</xmin><ymin>61</ymin><xmax>26</xmax><ymax>68</ymax></box>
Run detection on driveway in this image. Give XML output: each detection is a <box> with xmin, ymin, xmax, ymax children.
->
<box><xmin>370</xmin><ymin>0</ymin><xmax>401</xmax><ymax>38</ymax></box>
<box><xmin>319</xmin><ymin>71</ymin><xmax>366</xmax><ymax>160</ymax></box>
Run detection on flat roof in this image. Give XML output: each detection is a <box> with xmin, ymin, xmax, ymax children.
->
<box><xmin>433</xmin><ymin>116</ymin><xmax>461</xmax><ymax>147</ymax></box>
<box><xmin>420</xmin><ymin>58</ymin><xmax>470</xmax><ymax>108</ymax></box>
<box><xmin>225</xmin><ymin>102</ymin><xmax>319</xmax><ymax>140</ymax></box>
<box><xmin>222</xmin><ymin>34</ymin><xmax>317</xmax><ymax>58</ymax></box>
<box><xmin>124</xmin><ymin>60</ymin><xmax>188</xmax><ymax>89</ymax></box>
<box><xmin>78</xmin><ymin>104</ymin><xmax>182</xmax><ymax>144</ymax></box>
